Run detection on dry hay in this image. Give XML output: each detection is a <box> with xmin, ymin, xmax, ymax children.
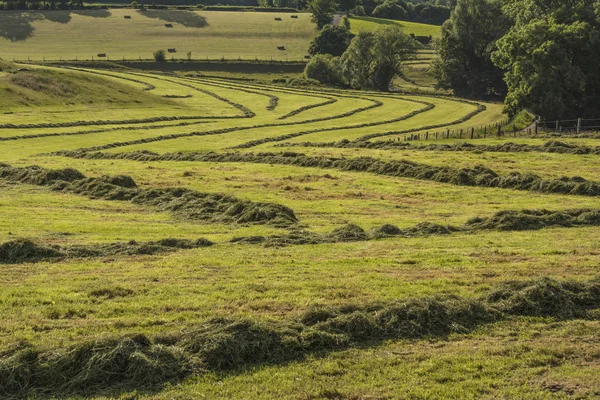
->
<box><xmin>51</xmin><ymin>151</ymin><xmax>600</xmax><ymax>197</ymax></box>
<box><xmin>0</xmin><ymin>164</ymin><xmax>298</xmax><ymax>227</ymax></box>
<box><xmin>2</xmin><ymin>277</ymin><xmax>598</xmax><ymax>398</ymax></box>
<box><xmin>0</xmin><ymin>237</ymin><xmax>214</xmax><ymax>264</ymax></box>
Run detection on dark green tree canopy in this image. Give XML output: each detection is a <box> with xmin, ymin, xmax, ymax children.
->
<box><xmin>492</xmin><ymin>0</ymin><xmax>600</xmax><ymax>119</ymax></box>
<box><xmin>432</xmin><ymin>0</ymin><xmax>510</xmax><ymax>98</ymax></box>
<box><xmin>341</xmin><ymin>25</ymin><xmax>420</xmax><ymax>90</ymax></box>
<box><xmin>308</xmin><ymin>0</ymin><xmax>338</xmax><ymax>30</ymax></box>
<box><xmin>372</xmin><ymin>0</ymin><xmax>408</xmax><ymax>20</ymax></box>
<box><xmin>308</xmin><ymin>25</ymin><xmax>352</xmax><ymax>56</ymax></box>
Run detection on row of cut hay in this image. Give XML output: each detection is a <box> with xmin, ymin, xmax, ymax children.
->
<box><xmin>63</xmin><ymin>66</ymin><xmax>157</xmax><ymax>91</ymax></box>
<box><xmin>5</xmin><ymin>208</ymin><xmax>597</xmax><ymax>264</ymax></box>
<box><xmin>230</xmin><ymin>209</ymin><xmax>600</xmax><ymax>247</ymax></box>
<box><xmin>35</xmin><ymin>96</ymin><xmax>386</xmax><ymax>154</ymax></box>
<box><xmin>1</xmin><ymin>277</ymin><xmax>598</xmax><ymax>398</ymax></box>
<box><xmin>171</xmin><ymin>75</ymin><xmax>279</xmax><ymax>111</ymax></box>
<box><xmin>230</xmin><ymin>99</ymin><xmax>432</xmax><ymax>149</ymax></box>
<box><xmin>0</xmin><ymin>237</ymin><xmax>213</xmax><ymax>264</ymax></box>
<box><xmin>0</xmin><ymin>114</ymin><xmax>244</xmax><ymax>131</ymax></box>
<box><xmin>173</xmin><ymin>74</ymin><xmax>390</xmax><ymax>125</ymax></box>
<box><xmin>0</xmin><ymin>120</ymin><xmax>212</xmax><ymax>143</ymax></box>
<box><xmin>55</xmin><ymin>150</ymin><xmax>600</xmax><ymax>197</ymax></box>
<box><xmin>277</xmin><ymin>139</ymin><xmax>600</xmax><ymax>155</ymax></box>
<box><xmin>0</xmin><ymin>164</ymin><xmax>298</xmax><ymax>227</ymax></box>
<box><xmin>69</xmin><ymin>67</ymin><xmax>257</xmax><ymax>117</ymax></box>
<box><xmin>120</xmin><ymin>71</ymin><xmax>257</xmax><ymax>116</ymax></box>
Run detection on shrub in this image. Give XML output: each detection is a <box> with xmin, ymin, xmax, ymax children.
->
<box><xmin>304</xmin><ymin>54</ymin><xmax>344</xmax><ymax>86</ymax></box>
<box><xmin>153</xmin><ymin>50</ymin><xmax>166</xmax><ymax>62</ymax></box>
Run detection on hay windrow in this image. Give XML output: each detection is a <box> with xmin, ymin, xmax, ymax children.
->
<box><xmin>0</xmin><ymin>164</ymin><xmax>298</xmax><ymax>227</ymax></box>
<box><xmin>1</xmin><ymin>277</ymin><xmax>598</xmax><ymax>398</ymax></box>
<box><xmin>277</xmin><ymin>139</ymin><xmax>600</xmax><ymax>155</ymax></box>
<box><xmin>0</xmin><ymin>238</ymin><xmax>214</xmax><ymax>264</ymax></box>
<box><xmin>53</xmin><ymin>150</ymin><xmax>600</xmax><ymax>197</ymax></box>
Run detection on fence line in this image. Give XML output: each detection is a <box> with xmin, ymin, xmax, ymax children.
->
<box><xmin>11</xmin><ymin>56</ymin><xmax>310</xmax><ymax>63</ymax></box>
<box><xmin>399</xmin><ymin>117</ymin><xmax>600</xmax><ymax>143</ymax></box>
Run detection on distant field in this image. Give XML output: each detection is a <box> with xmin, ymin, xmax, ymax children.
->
<box><xmin>1</xmin><ymin>64</ymin><xmax>599</xmax><ymax>400</ymax></box>
<box><xmin>0</xmin><ymin>9</ymin><xmax>315</xmax><ymax>61</ymax></box>
<box><xmin>349</xmin><ymin>16</ymin><xmax>442</xmax><ymax>38</ymax></box>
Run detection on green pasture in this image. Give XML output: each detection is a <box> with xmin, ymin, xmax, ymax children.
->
<box><xmin>0</xmin><ymin>9</ymin><xmax>315</xmax><ymax>61</ymax></box>
<box><xmin>0</xmin><ymin>64</ymin><xmax>598</xmax><ymax>399</ymax></box>
<box><xmin>349</xmin><ymin>16</ymin><xmax>442</xmax><ymax>38</ymax></box>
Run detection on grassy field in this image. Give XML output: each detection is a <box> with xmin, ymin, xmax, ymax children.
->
<box><xmin>349</xmin><ymin>16</ymin><xmax>442</xmax><ymax>38</ymax></box>
<box><xmin>0</xmin><ymin>63</ymin><xmax>599</xmax><ymax>399</ymax></box>
<box><xmin>0</xmin><ymin>9</ymin><xmax>316</xmax><ymax>61</ymax></box>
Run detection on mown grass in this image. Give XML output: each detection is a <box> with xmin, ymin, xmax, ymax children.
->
<box><xmin>0</xmin><ymin>9</ymin><xmax>316</xmax><ymax>61</ymax></box>
<box><xmin>349</xmin><ymin>16</ymin><xmax>442</xmax><ymax>38</ymax></box>
<box><xmin>0</xmin><ymin>65</ymin><xmax>598</xmax><ymax>399</ymax></box>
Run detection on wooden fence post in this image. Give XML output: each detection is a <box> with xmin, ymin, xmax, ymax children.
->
<box><xmin>577</xmin><ymin>118</ymin><xmax>581</xmax><ymax>134</ymax></box>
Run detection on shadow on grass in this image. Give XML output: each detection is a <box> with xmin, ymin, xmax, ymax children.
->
<box><xmin>0</xmin><ymin>10</ymin><xmax>111</xmax><ymax>42</ymax></box>
<box><xmin>137</xmin><ymin>9</ymin><xmax>208</xmax><ymax>28</ymax></box>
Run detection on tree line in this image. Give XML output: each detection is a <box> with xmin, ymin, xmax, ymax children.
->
<box><xmin>0</xmin><ymin>0</ymin><xmax>82</xmax><ymax>9</ymax></box>
<box><xmin>432</xmin><ymin>0</ymin><xmax>600</xmax><ymax>120</ymax></box>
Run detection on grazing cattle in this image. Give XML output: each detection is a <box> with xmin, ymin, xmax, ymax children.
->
<box><xmin>168</xmin><ymin>48</ymin><xmax>177</xmax><ymax>53</ymax></box>
<box><xmin>277</xmin><ymin>46</ymin><xmax>286</xmax><ymax>50</ymax></box>
<box><xmin>97</xmin><ymin>53</ymin><xmax>106</xmax><ymax>57</ymax></box>
<box><xmin>165</xmin><ymin>23</ymin><xmax>173</xmax><ymax>28</ymax></box>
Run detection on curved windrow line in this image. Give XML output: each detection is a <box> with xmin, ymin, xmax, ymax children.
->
<box><xmin>277</xmin><ymin>98</ymin><xmax>338</xmax><ymax>120</ymax></box>
<box><xmin>174</xmin><ymin>75</ymin><xmax>279</xmax><ymax>111</ymax></box>
<box><xmin>38</xmin><ymin>93</ymin><xmax>403</xmax><ymax>153</ymax></box>
<box><xmin>230</xmin><ymin>100</ymin><xmax>434</xmax><ymax>149</ymax></box>
<box><xmin>0</xmin><ymin>115</ymin><xmax>236</xmax><ymax>130</ymax></box>
<box><xmin>62</xmin><ymin>66</ymin><xmax>157</xmax><ymax>91</ymax></box>
<box><xmin>146</xmin><ymin>73</ymin><xmax>381</xmax><ymax>123</ymax></box>
<box><xmin>185</xmin><ymin>76</ymin><xmax>340</xmax><ymax>119</ymax></box>
<box><xmin>355</xmin><ymin>102</ymin><xmax>487</xmax><ymax>142</ymax></box>
<box><xmin>277</xmin><ymin>140</ymin><xmax>600</xmax><ymax>155</ymax></box>
<box><xmin>191</xmin><ymin>78</ymin><xmax>492</xmax><ymax>141</ymax></box>
<box><xmin>104</xmin><ymin>70</ymin><xmax>256</xmax><ymax>118</ymax></box>
<box><xmin>0</xmin><ymin>120</ymin><xmax>213</xmax><ymax>142</ymax></box>
<box><xmin>54</xmin><ymin>150</ymin><xmax>600</xmax><ymax>198</ymax></box>
<box><xmin>1</xmin><ymin>277</ymin><xmax>598</xmax><ymax>398</ymax></box>
<box><xmin>0</xmin><ymin>164</ymin><xmax>298</xmax><ymax>227</ymax></box>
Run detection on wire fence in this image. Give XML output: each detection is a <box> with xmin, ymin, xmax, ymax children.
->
<box><xmin>538</xmin><ymin>118</ymin><xmax>600</xmax><ymax>133</ymax></box>
<box><xmin>400</xmin><ymin>117</ymin><xmax>600</xmax><ymax>143</ymax></box>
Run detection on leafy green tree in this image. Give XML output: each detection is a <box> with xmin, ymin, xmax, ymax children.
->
<box><xmin>304</xmin><ymin>54</ymin><xmax>344</xmax><ymax>85</ymax></box>
<box><xmin>308</xmin><ymin>25</ymin><xmax>351</xmax><ymax>56</ymax></box>
<box><xmin>372</xmin><ymin>0</ymin><xmax>408</xmax><ymax>20</ymax></box>
<box><xmin>492</xmin><ymin>0</ymin><xmax>600</xmax><ymax>119</ymax></box>
<box><xmin>307</xmin><ymin>0</ymin><xmax>338</xmax><ymax>30</ymax></box>
<box><xmin>431</xmin><ymin>0</ymin><xmax>510</xmax><ymax>98</ymax></box>
<box><xmin>341</xmin><ymin>25</ymin><xmax>420</xmax><ymax>90</ymax></box>
<box><xmin>337</xmin><ymin>0</ymin><xmax>357</xmax><ymax>14</ymax></box>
